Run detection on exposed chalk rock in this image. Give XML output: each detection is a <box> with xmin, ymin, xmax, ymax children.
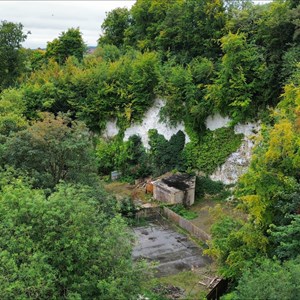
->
<box><xmin>206</xmin><ymin>114</ymin><xmax>231</xmax><ymax>131</ymax></box>
<box><xmin>103</xmin><ymin>99</ymin><xmax>190</xmax><ymax>148</ymax></box>
<box><xmin>210</xmin><ymin>122</ymin><xmax>260</xmax><ymax>184</ymax></box>
<box><xmin>102</xmin><ymin>119</ymin><xmax>119</xmax><ymax>139</ymax></box>
<box><xmin>103</xmin><ymin>100</ymin><xmax>260</xmax><ymax>185</ymax></box>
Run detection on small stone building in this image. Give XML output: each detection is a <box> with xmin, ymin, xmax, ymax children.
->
<box><xmin>152</xmin><ymin>173</ymin><xmax>196</xmax><ymax>207</ymax></box>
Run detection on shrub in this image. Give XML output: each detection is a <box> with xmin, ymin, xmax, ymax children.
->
<box><xmin>171</xmin><ymin>204</ymin><xmax>198</xmax><ymax>220</ymax></box>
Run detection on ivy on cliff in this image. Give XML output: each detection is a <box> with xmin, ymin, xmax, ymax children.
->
<box><xmin>184</xmin><ymin>127</ymin><xmax>243</xmax><ymax>175</ymax></box>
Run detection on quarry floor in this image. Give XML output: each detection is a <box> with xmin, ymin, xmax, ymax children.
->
<box><xmin>103</xmin><ymin>181</ymin><xmax>238</xmax><ymax>234</ymax></box>
<box><xmin>132</xmin><ymin>220</ymin><xmax>211</xmax><ymax>277</ymax></box>
<box><xmin>103</xmin><ymin>181</ymin><xmax>230</xmax><ymax>298</ymax></box>
<box><xmin>132</xmin><ymin>220</ymin><xmax>216</xmax><ymax>299</ymax></box>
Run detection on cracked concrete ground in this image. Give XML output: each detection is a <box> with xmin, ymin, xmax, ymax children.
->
<box><xmin>132</xmin><ymin>221</ymin><xmax>211</xmax><ymax>277</ymax></box>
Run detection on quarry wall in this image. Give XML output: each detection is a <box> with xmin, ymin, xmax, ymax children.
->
<box><xmin>103</xmin><ymin>100</ymin><xmax>260</xmax><ymax>184</ymax></box>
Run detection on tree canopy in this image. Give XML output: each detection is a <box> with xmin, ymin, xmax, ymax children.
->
<box><xmin>0</xmin><ymin>21</ymin><xmax>27</xmax><ymax>91</ymax></box>
<box><xmin>3</xmin><ymin>113</ymin><xmax>96</xmax><ymax>189</ymax></box>
<box><xmin>46</xmin><ymin>28</ymin><xmax>86</xmax><ymax>64</ymax></box>
<box><xmin>0</xmin><ymin>181</ymin><xmax>148</xmax><ymax>299</ymax></box>
<box><xmin>1</xmin><ymin>0</ymin><xmax>300</xmax><ymax>297</ymax></box>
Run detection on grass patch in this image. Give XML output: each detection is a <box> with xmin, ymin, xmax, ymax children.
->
<box><xmin>171</xmin><ymin>204</ymin><xmax>198</xmax><ymax>220</ymax></box>
<box><xmin>153</xmin><ymin>271</ymin><xmax>208</xmax><ymax>300</ymax></box>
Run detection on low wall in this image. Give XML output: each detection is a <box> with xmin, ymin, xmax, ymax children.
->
<box><xmin>162</xmin><ymin>207</ymin><xmax>211</xmax><ymax>242</ymax></box>
<box><xmin>135</xmin><ymin>207</ymin><xmax>162</xmax><ymax>220</ymax></box>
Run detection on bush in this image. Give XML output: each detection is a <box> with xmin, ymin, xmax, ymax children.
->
<box><xmin>171</xmin><ymin>204</ymin><xmax>198</xmax><ymax>220</ymax></box>
<box><xmin>196</xmin><ymin>176</ymin><xmax>225</xmax><ymax>198</ymax></box>
<box><xmin>119</xmin><ymin>197</ymin><xmax>138</xmax><ymax>220</ymax></box>
<box><xmin>97</xmin><ymin>134</ymin><xmax>151</xmax><ymax>180</ymax></box>
<box><xmin>148</xmin><ymin>129</ymin><xmax>186</xmax><ymax>176</ymax></box>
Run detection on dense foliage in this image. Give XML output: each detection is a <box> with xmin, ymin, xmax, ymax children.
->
<box><xmin>2</xmin><ymin>113</ymin><xmax>96</xmax><ymax>189</ymax></box>
<box><xmin>97</xmin><ymin>134</ymin><xmax>150</xmax><ymax>180</ymax></box>
<box><xmin>184</xmin><ymin>127</ymin><xmax>243</xmax><ymax>174</ymax></box>
<box><xmin>206</xmin><ymin>62</ymin><xmax>300</xmax><ymax>294</ymax></box>
<box><xmin>226</xmin><ymin>257</ymin><xmax>300</xmax><ymax>300</ymax></box>
<box><xmin>0</xmin><ymin>21</ymin><xmax>27</xmax><ymax>91</ymax></box>
<box><xmin>46</xmin><ymin>28</ymin><xmax>86</xmax><ymax>64</ymax></box>
<box><xmin>1</xmin><ymin>0</ymin><xmax>300</xmax><ymax>297</ymax></box>
<box><xmin>21</xmin><ymin>51</ymin><xmax>160</xmax><ymax>132</ymax></box>
<box><xmin>0</xmin><ymin>180</ymin><xmax>148</xmax><ymax>299</ymax></box>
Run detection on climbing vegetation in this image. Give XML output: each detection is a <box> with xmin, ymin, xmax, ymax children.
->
<box><xmin>1</xmin><ymin>0</ymin><xmax>300</xmax><ymax>297</ymax></box>
<box><xmin>184</xmin><ymin>127</ymin><xmax>243</xmax><ymax>175</ymax></box>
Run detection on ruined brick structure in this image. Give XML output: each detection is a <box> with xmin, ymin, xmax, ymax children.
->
<box><xmin>152</xmin><ymin>173</ymin><xmax>196</xmax><ymax>207</ymax></box>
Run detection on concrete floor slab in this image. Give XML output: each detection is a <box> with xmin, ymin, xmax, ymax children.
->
<box><xmin>132</xmin><ymin>222</ymin><xmax>211</xmax><ymax>277</ymax></box>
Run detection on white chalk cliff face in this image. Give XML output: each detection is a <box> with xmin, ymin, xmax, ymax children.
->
<box><xmin>103</xmin><ymin>100</ymin><xmax>259</xmax><ymax>184</ymax></box>
<box><xmin>206</xmin><ymin>114</ymin><xmax>260</xmax><ymax>184</ymax></box>
<box><xmin>103</xmin><ymin>99</ymin><xmax>190</xmax><ymax>149</ymax></box>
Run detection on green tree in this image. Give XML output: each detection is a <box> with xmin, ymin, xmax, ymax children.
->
<box><xmin>232</xmin><ymin>258</ymin><xmax>300</xmax><ymax>300</ymax></box>
<box><xmin>270</xmin><ymin>215</ymin><xmax>300</xmax><ymax>260</ymax></box>
<box><xmin>159</xmin><ymin>58</ymin><xmax>214</xmax><ymax>133</ymax></box>
<box><xmin>93</xmin><ymin>44</ymin><xmax>121</xmax><ymax>62</ymax></box>
<box><xmin>4</xmin><ymin>113</ymin><xmax>96</xmax><ymax>189</ymax></box>
<box><xmin>23</xmin><ymin>48</ymin><xmax>46</xmax><ymax>72</ymax></box>
<box><xmin>99</xmin><ymin>7</ymin><xmax>131</xmax><ymax>48</ymax></box>
<box><xmin>96</xmin><ymin>137</ymin><xmax>121</xmax><ymax>176</ymax></box>
<box><xmin>21</xmin><ymin>57</ymin><xmax>82</xmax><ymax>118</ymax></box>
<box><xmin>281</xmin><ymin>45</ymin><xmax>300</xmax><ymax>83</ymax></box>
<box><xmin>0</xmin><ymin>88</ymin><xmax>27</xmax><ymax>136</ymax></box>
<box><xmin>126</xmin><ymin>0</ymin><xmax>225</xmax><ymax>61</ymax></box>
<box><xmin>96</xmin><ymin>135</ymin><xmax>150</xmax><ymax>179</ymax></box>
<box><xmin>226</xmin><ymin>1</ymin><xmax>295</xmax><ymax>105</ymax></box>
<box><xmin>0</xmin><ymin>21</ymin><xmax>27</xmax><ymax>90</ymax></box>
<box><xmin>176</xmin><ymin>0</ymin><xmax>225</xmax><ymax>60</ymax></box>
<box><xmin>148</xmin><ymin>129</ymin><xmax>186</xmax><ymax>176</ymax></box>
<box><xmin>0</xmin><ymin>181</ymin><xmax>149</xmax><ymax>299</ymax></box>
<box><xmin>209</xmin><ymin>67</ymin><xmax>300</xmax><ymax>283</ymax></box>
<box><xmin>160</xmin><ymin>64</ymin><xmax>195</xmax><ymax>125</ymax></box>
<box><xmin>127</xmin><ymin>0</ymin><xmax>178</xmax><ymax>51</ymax></box>
<box><xmin>236</xmin><ymin>73</ymin><xmax>300</xmax><ymax>228</ymax></box>
<box><xmin>70</xmin><ymin>51</ymin><xmax>160</xmax><ymax>132</ymax></box>
<box><xmin>205</xmin><ymin>214</ymin><xmax>268</xmax><ymax>279</ymax></box>
<box><xmin>206</xmin><ymin>32</ymin><xmax>267</xmax><ymax>123</ymax></box>
<box><xmin>116</xmin><ymin>135</ymin><xmax>150</xmax><ymax>179</ymax></box>
<box><xmin>46</xmin><ymin>27</ymin><xmax>86</xmax><ymax>64</ymax></box>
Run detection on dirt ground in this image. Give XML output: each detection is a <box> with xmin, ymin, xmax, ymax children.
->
<box><xmin>104</xmin><ymin>181</ymin><xmax>226</xmax><ymax>299</ymax></box>
<box><xmin>103</xmin><ymin>181</ymin><xmax>244</xmax><ymax>235</ymax></box>
<box><xmin>103</xmin><ymin>181</ymin><xmax>150</xmax><ymax>202</ymax></box>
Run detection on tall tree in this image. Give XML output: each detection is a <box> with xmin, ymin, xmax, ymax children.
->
<box><xmin>206</xmin><ymin>32</ymin><xmax>266</xmax><ymax>123</ymax></box>
<box><xmin>99</xmin><ymin>7</ymin><xmax>131</xmax><ymax>47</ymax></box>
<box><xmin>4</xmin><ymin>113</ymin><xmax>96</xmax><ymax>189</ymax></box>
<box><xmin>0</xmin><ymin>21</ymin><xmax>27</xmax><ymax>90</ymax></box>
<box><xmin>0</xmin><ymin>181</ymin><xmax>148</xmax><ymax>299</ymax></box>
<box><xmin>0</xmin><ymin>88</ymin><xmax>27</xmax><ymax>136</ymax></box>
<box><xmin>46</xmin><ymin>27</ymin><xmax>86</xmax><ymax>64</ymax></box>
<box><xmin>233</xmin><ymin>258</ymin><xmax>300</xmax><ymax>300</ymax></box>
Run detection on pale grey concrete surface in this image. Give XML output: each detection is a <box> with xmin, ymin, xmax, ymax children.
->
<box><xmin>132</xmin><ymin>222</ymin><xmax>211</xmax><ymax>277</ymax></box>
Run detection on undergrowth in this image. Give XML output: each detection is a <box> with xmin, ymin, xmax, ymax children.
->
<box><xmin>171</xmin><ymin>204</ymin><xmax>198</xmax><ymax>220</ymax></box>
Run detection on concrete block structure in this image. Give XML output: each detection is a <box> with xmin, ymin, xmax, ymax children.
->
<box><xmin>152</xmin><ymin>173</ymin><xmax>196</xmax><ymax>207</ymax></box>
